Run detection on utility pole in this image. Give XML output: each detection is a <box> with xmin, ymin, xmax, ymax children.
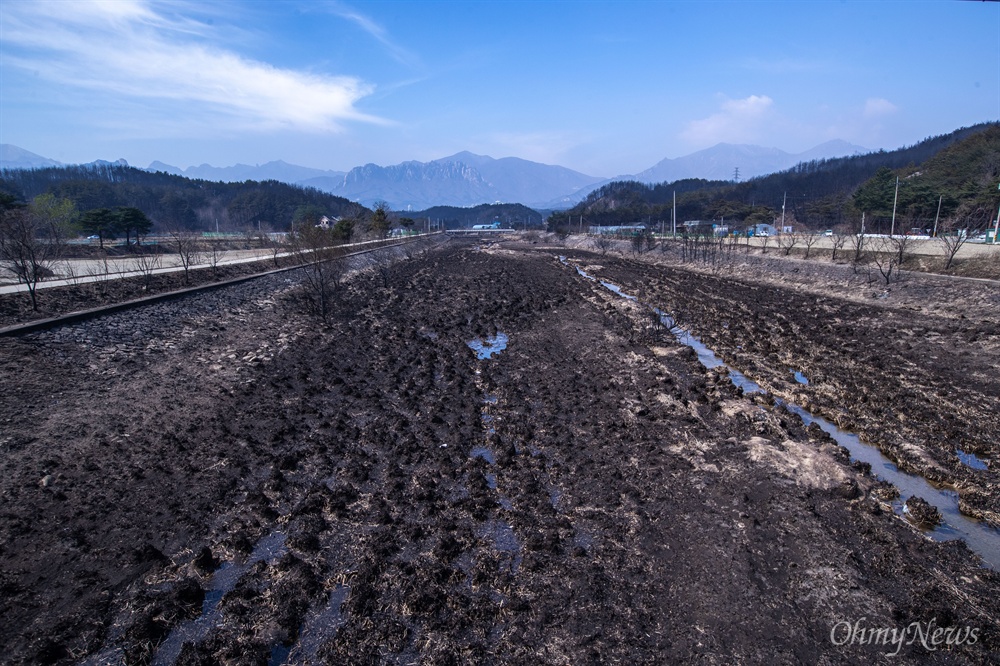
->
<box><xmin>672</xmin><ymin>190</ymin><xmax>676</xmax><ymax>237</ymax></box>
<box><xmin>933</xmin><ymin>195</ymin><xmax>942</xmax><ymax>238</ymax></box>
<box><xmin>994</xmin><ymin>183</ymin><xmax>1000</xmax><ymax>244</ymax></box>
<box><xmin>780</xmin><ymin>192</ymin><xmax>786</xmax><ymax>230</ymax></box>
<box><xmin>890</xmin><ymin>176</ymin><xmax>899</xmax><ymax>237</ymax></box>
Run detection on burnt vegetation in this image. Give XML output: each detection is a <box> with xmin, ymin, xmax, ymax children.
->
<box><xmin>0</xmin><ymin>241</ymin><xmax>997</xmax><ymax>664</ymax></box>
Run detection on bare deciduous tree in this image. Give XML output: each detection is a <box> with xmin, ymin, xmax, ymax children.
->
<box><xmin>86</xmin><ymin>254</ymin><xmax>116</xmax><ymax>299</ymax></box>
<box><xmin>890</xmin><ymin>232</ymin><xmax>915</xmax><ymax>267</ymax></box>
<box><xmin>0</xmin><ymin>194</ymin><xmax>71</xmax><ymax>310</ymax></box>
<box><xmin>801</xmin><ymin>232</ymin><xmax>820</xmax><ymax>259</ymax></box>
<box><xmin>630</xmin><ymin>232</ymin><xmax>647</xmax><ymax>256</ymax></box>
<box><xmin>594</xmin><ymin>234</ymin><xmax>614</xmax><ymax>256</ymax></box>
<box><xmin>133</xmin><ymin>248</ymin><xmax>162</xmax><ymax>290</ymax></box>
<box><xmin>168</xmin><ymin>230</ymin><xmax>203</xmax><ymax>284</ymax></box>
<box><xmin>850</xmin><ymin>232</ymin><xmax>867</xmax><ymax>265</ymax></box>
<box><xmin>830</xmin><ymin>230</ymin><xmax>849</xmax><ymax>262</ymax></box>
<box><xmin>938</xmin><ymin>206</ymin><xmax>990</xmax><ymax>270</ymax></box>
<box><xmin>291</xmin><ymin>224</ymin><xmax>343</xmax><ymax>321</ymax></box>
<box><xmin>777</xmin><ymin>232</ymin><xmax>799</xmax><ymax>256</ymax></box>
<box><xmin>207</xmin><ymin>240</ymin><xmax>224</xmax><ymax>279</ymax></box>
<box><xmin>645</xmin><ymin>232</ymin><xmax>658</xmax><ymax>254</ymax></box>
<box><xmin>870</xmin><ymin>237</ymin><xmax>901</xmax><ymax>285</ymax></box>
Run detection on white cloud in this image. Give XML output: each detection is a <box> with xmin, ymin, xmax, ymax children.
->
<box><xmin>863</xmin><ymin>97</ymin><xmax>898</xmax><ymax>118</ymax></box>
<box><xmin>680</xmin><ymin>95</ymin><xmax>776</xmax><ymax>146</ymax></box>
<box><xmin>1</xmin><ymin>0</ymin><xmax>384</xmax><ymax>133</ymax></box>
<box><xmin>320</xmin><ymin>1</ymin><xmax>422</xmax><ymax>69</ymax></box>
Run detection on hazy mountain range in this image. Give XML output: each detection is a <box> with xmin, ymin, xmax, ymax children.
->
<box><xmin>2</xmin><ymin>140</ymin><xmax>867</xmax><ymax>210</ymax></box>
<box><xmin>630</xmin><ymin>139</ymin><xmax>867</xmax><ymax>184</ymax></box>
<box><xmin>0</xmin><ymin>144</ymin><xmax>63</xmax><ymax>170</ymax></box>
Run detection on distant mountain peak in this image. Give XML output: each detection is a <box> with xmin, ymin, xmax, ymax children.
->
<box><xmin>632</xmin><ymin>140</ymin><xmax>868</xmax><ymax>185</ymax></box>
<box><xmin>0</xmin><ymin>144</ymin><xmax>63</xmax><ymax>169</ymax></box>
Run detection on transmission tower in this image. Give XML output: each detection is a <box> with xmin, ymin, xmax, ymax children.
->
<box><xmin>733</xmin><ymin>167</ymin><xmax>740</xmax><ymax>182</ymax></box>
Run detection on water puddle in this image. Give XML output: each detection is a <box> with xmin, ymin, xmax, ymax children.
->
<box><xmin>600</xmin><ymin>281</ymin><xmax>637</xmax><ymax>300</ymax></box>
<box><xmin>956</xmin><ymin>449</ymin><xmax>989</xmax><ymax>471</ymax></box>
<box><xmin>268</xmin><ymin>644</ymin><xmax>292</xmax><ymax>666</ymax></box>
<box><xmin>572</xmin><ymin>530</ymin><xmax>595</xmax><ymax>552</ymax></box>
<box><xmin>561</xmin><ymin>257</ymin><xmax>1000</xmax><ymax>570</ymax></box>
<box><xmin>467</xmin><ymin>333</ymin><xmax>509</xmax><ymax>359</ymax></box>
<box><xmin>471</xmin><ymin>446</ymin><xmax>496</xmax><ymax>464</ymax></box>
<box><xmin>782</xmin><ymin>403</ymin><xmax>1000</xmax><ymax>569</ymax></box>
<box><xmin>654</xmin><ymin>308</ymin><xmax>762</xmax><ymax>394</ymax></box>
<box><xmin>477</xmin><ymin>520</ymin><xmax>522</xmax><ymax>574</ymax></box>
<box><xmin>154</xmin><ymin>532</ymin><xmax>288</xmax><ymax>666</ymax></box>
<box><xmin>275</xmin><ymin>585</ymin><xmax>351</xmax><ymax>665</ymax></box>
<box><xmin>549</xmin><ymin>486</ymin><xmax>563</xmax><ymax>510</ymax></box>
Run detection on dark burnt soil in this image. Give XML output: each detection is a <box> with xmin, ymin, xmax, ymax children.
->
<box><xmin>0</xmin><ymin>241</ymin><xmax>997</xmax><ymax>664</ymax></box>
<box><xmin>570</xmin><ymin>249</ymin><xmax>1000</xmax><ymax>528</ymax></box>
<box><xmin>0</xmin><ymin>255</ymin><xmax>289</xmax><ymax>329</ymax></box>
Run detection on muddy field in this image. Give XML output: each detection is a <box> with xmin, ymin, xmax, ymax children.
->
<box><xmin>0</xmin><ymin>240</ymin><xmax>997</xmax><ymax>664</ymax></box>
<box><xmin>562</xmin><ymin>243</ymin><xmax>1000</xmax><ymax>526</ymax></box>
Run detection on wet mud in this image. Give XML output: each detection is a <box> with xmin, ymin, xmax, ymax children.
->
<box><xmin>578</xmin><ymin>250</ymin><xmax>1000</xmax><ymax>528</ymax></box>
<box><xmin>0</xmin><ymin>241</ymin><xmax>997</xmax><ymax>664</ymax></box>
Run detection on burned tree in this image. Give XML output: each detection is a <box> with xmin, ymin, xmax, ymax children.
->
<box><xmin>870</xmin><ymin>237</ymin><xmax>901</xmax><ymax>285</ymax></box>
<box><xmin>776</xmin><ymin>232</ymin><xmax>799</xmax><ymax>256</ymax></box>
<box><xmin>938</xmin><ymin>205</ymin><xmax>990</xmax><ymax>270</ymax></box>
<box><xmin>167</xmin><ymin>230</ymin><xmax>204</xmax><ymax>284</ymax></box>
<box><xmin>801</xmin><ymin>232</ymin><xmax>820</xmax><ymax>259</ymax></box>
<box><xmin>291</xmin><ymin>224</ymin><xmax>344</xmax><ymax>321</ymax></box>
<box><xmin>829</xmin><ymin>229</ymin><xmax>849</xmax><ymax>262</ymax></box>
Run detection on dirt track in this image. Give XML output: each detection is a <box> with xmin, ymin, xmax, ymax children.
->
<box><xmin>0</xmin><ymin>240</ymin><xmax>997</xmax><ymax>664</ymax></box>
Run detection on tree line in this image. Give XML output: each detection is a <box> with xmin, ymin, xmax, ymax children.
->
<box><xmin>0</xmin><ymin>163</ymin><xmax>369</xmax><ymax>233</ymax></box>
<box><xmin>548</xmin><ymin>122</ymin><xmax>1000</xmax><ymax>234</ymax></box>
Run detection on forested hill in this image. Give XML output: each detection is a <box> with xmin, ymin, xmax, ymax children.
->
<box><xmin>409</xmin><ymin>203</ymin><xmax>544</xmax><ymax>229</ymax></box>
<box><xmin>0</xmin><ymin>163</ymin><xmax>368</xmax><ymax>232</ymax></box>
<box><xmin>548</xmin><ymin>122</ymin><xmax>999</xmax><ymax>231</ymax></box>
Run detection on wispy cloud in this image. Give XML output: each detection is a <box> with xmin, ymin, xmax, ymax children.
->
<box><xmin>319</xmin><ymin>1</ymin><xmax>423</xmax><ymax>69</ymax></box>
<box><xmin>863</xmin><ymin>97</ymin><xmax>898</xmax><ymax>118</ymax></box>
<box><xmin>1</xmin><ymin>0</ymin><xmax>384</xmax><ymax>133</ymax></box>
<box><xmin>680</xmin><ymin>95</ymin><xmax>776</xmax><ymax>146</ymax></box>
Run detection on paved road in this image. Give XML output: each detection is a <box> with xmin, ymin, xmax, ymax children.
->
<box><xmin>0</xmin><ymin>249</ymin><xmax>283</xmax><ymax>294</ymax></box>
<box><xmin>0</xmin><ymin>236</ymin><xmax>429</xmax><ymax>294</ymax></box>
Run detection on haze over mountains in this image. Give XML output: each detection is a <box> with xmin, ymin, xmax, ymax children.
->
<box><xmin>631</xmin><ymin>140</ymin><xmax>867</xmax><ymax>184</ymax></box>
<box><xmin>1</xmin><ymin>140</ymin><xmax>867</xmax><ymax>210</ymax></box>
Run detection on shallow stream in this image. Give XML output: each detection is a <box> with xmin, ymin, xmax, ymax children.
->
<box><xmin>561</xmin><ymin>256</ymin><xmax>999</xmax><ymax>570</ymax></box>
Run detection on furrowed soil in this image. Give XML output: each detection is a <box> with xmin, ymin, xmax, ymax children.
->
<box><xmin>573</xmin><ymin>245</ymin><xmax>1000</xmax><ymax>526</ymax></box>
<box><xmin>0</xmin><ymin>240</ymin><xmax>997</xmax><ymax>665</ymax></box>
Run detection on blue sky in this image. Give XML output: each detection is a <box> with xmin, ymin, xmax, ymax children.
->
<box><xmin>1</xmin><ymin>0</ymin><xmax>998</xmax><ymax>177</ymax></box>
